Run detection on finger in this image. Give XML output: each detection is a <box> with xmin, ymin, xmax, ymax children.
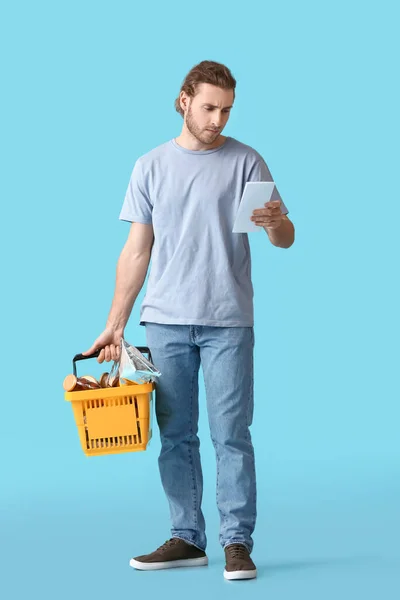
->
<box><xmin>116</xmin><ymin>344</ymin><xmax>121</xmax><ymax>360</ymax></box>
<box><xmin>253</xmin><ymin>207</ymin><xmax>280</xmax><ymax>218</ymax></box>
<box><xmin>264</xmin><ymin>220</ymin><xmax>280</xmax><ymax>229</ymax></box>
<box><xmin>110</xmin><ymin>344</ymin><xmax>117</xmax><ymax>361</ymax></box>
<box><xmin>104</xmin><ymin>345</ymin><xmax>111</xmax><ymax>362</ymax></box>
<box><xmin>97</xmin><ymin>348</ymin><xmax>105</xmax><ymax>364</ymax></box>
<box><xmin>265</xmin><ymin>201</ymin><xmax>281</xmax><ymax>208</ymax></box>
<box><xmin>254</xmin><ymin>218</ymin><xmax>277</xmax><ymax>227</ymax></box>
<box><xmin>258</xmin><ymin>210</ymin><xmax>279</xmax><ymax>219</ymax></box>
<box><xmin>82</xmin><ymin>344</ymin><xmax>97</xmax><ymax>356</ymax></box>
<box><xmin>261</xmin><ymin>206</ymin><xmax>281</xmax><ymax>215</ymax></box>
<box><xmin>251</xmin><ymin>213</ymin><xmax>269</xmax><ymax>222</ymax></box>
<box><xmin>253</xmin><ymin>214</ymin><xmax>275</xmax><ymax>222</ymax></box>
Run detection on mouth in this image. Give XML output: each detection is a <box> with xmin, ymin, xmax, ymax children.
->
<box><xmin>207</xmin><ymin>129</ymin><xmax>219</xmax><ymax>133</ymax></box>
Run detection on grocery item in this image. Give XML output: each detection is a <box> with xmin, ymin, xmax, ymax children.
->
<box><xmin>107</xmin><ymin>373</ymin><xmax>120</xmax><ymax>387</ymax></box>
<box><xmin>63</xmin><ymin>341</ymin><xmax>160</xmax><ymax>393</ymax></box>
<box><xmin>99</xmin><ymin>372</ymin><xmax>109</xmax><ymax>388</ymax></box>
<box><xmin>82</xmin><ymin>375</ymin><xmax>99</xmax><ymax>385</ymax></box>
<box><xmin>118</xmin><ymin>339</ymin><xmax>161</xmax><ymax>384</ymax></box>
<box><xmin>63</xmin><ymin>374</ymin><xmax>101</xmax><ymax>392</ymax></box>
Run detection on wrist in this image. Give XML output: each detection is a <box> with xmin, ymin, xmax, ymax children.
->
<box><xmin>105</xmin><ymin>321</ymin><xmax>125</xmax><ymax>334</ymax></box>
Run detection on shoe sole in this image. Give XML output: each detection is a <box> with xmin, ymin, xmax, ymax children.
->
<box><xmin>130</xmin><ymin>556</ymin><xmax>209</xmax><ymax>571</ymax></box>
<box><xmin>223</xmin><ymin>568</ymin><xmax>257</xmax><ymax>580</ymax></box>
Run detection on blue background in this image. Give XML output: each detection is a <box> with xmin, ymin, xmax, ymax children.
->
<box><xmin>1</xmin><ymin>1</ymin><xmax>399</xmax><ymax>598</ymax></box>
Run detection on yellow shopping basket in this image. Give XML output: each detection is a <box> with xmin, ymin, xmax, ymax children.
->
<box><xmin>65</xmin><ymin>347</ymin><xmax>155</xmax><ymax>457</ymax></box>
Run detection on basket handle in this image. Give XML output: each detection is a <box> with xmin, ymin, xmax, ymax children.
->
<box><xmin>72</xmin><ymin>346</ymin><xmax>153</xmax><ymax>376</ymax></box>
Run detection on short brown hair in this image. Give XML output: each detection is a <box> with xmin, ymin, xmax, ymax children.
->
<box><xmin>174</xmin><ymin>60</ymin><xmax>236</xmax><ymax>117</ymax></box>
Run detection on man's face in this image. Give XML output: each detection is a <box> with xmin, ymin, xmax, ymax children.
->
<box><xmin>183</xmin><ymin>83</ymin><xmax>234</xmax><ymax>145</ymax></box>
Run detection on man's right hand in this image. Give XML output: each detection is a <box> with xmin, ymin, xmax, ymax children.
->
<box><xmin>82</xmin><ymin>327</ymin><xmax>124</xmax><ymax>363</ymax></box>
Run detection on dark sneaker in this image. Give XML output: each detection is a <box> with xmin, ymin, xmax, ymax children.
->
<box><xmin>129</xmin><ymin>538</ymin><xmax>208</xmax><ymax>571</ymax></box>
<box><xmin>224</xmin><ymin>544</ymin><xmax>257</xmax><ymax>580</ymax></box>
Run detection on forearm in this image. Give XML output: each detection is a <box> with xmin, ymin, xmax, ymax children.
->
<box><xmin>106</xmin><ymin>248</ymin><xmax>151</xmax><ymax>331</ymax></box>
<box><xmin>264</xmin><ymin>218</ymin><xmax>295</xmax><ymax>248</ymax></box>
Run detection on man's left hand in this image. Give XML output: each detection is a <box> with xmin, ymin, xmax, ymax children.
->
<box><xmin>251</xmin><ymin>200</ymin><xmax>283</xmax><ymax>230</ymax></box>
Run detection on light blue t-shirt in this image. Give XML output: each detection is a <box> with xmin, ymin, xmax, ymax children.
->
<box><xmin>119</xmin><ymin>136</ymin><xmax>289</xmax><ymax>327</ymax></box>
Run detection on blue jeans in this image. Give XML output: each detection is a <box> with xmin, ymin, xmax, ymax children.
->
<box><xmin>144</xmin><ymin>323</ymin><xmax>256</xmax><ymax>553</ymax></box>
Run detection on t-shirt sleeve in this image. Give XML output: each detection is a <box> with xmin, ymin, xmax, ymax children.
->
<box><xmin>119</xmin><ymin>159</ymin><xmax>153</xmax><ymax>224</ymax></box>
<box><xmin>248</xmin><ymin>156</ymin><xmax>289</xmax><ymax>215</ymax></box>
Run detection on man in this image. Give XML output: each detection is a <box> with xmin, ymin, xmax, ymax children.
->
<box><xmin>84</xmin><ymin>60</ymin><xmax>295</xmax><ymax>580</ymax></box>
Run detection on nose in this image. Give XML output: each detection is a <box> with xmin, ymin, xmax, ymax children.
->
<box><xmin>211</xmin><ymin>112</ymin><xmax>224</xmax><ymax>128</ymax></box>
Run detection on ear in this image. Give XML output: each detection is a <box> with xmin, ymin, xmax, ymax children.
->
<box><xmin>180</xmin><ymin>91</ymin><xmax>189</xmax><ymax>113</ymax></box>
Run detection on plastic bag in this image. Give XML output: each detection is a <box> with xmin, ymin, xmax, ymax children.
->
<box><xmin>107</xmin><ymin>339</ymin><xmax>161</xmax><ymax>386</ymax></box>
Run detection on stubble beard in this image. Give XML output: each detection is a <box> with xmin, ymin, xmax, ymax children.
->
<box><xmin>185</xmin><ymin>105</ymin><xmax>219</xmax><ymax>146</ymax></box>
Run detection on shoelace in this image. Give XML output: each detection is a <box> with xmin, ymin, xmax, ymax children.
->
<box><xmin>226</xmin><ymin>544</ymin><xmax>248</xmax><ymax>559</ymax></box>
<box><xmin>158</xmin><ymin>538</ymin><xmax>180</xmax><ymax>553</ymax></box>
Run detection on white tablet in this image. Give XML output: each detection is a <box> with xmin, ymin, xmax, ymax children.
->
<box><xmin>232</xmin><ymin>181</ymin><xmax>276</xmax><ymax>233</ymax></box>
